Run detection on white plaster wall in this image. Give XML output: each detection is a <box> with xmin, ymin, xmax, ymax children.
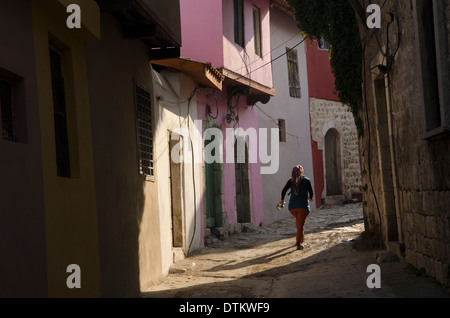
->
<box><xmin>258</xmin><ymin>8</ymin><xmax>316</xmax><ymax>225</ymax></box>
<box><xmin>152</xmin><ymin>68</ymin><xmax>203</xmax><ymax>276</ymax></box>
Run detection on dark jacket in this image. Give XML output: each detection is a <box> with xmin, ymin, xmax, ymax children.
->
<box><xmin>281</xmin><ymin>177</ymin><xmax>314</xmax><ymax>211</ymax></box>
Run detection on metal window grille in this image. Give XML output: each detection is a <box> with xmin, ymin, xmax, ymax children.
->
<box><xmin>135</xmin><ymin>84</ymin><xmax>154</xmax><ymax>179</ymax></box>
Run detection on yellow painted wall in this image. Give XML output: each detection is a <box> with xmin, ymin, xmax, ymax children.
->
<box><xmin>58</xmin><ymin>0</ymin><xmax>101</xmax><ymax>39</ymax></box>
<box><xmin>31</xmin><ymin>0</ymin><xmax>101</xmax><ymax>297</ymax></box>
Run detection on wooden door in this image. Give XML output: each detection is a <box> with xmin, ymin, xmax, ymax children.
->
<box><xmin>235</xmin><ymin>141</ymin><xmax>251</xmax><ymax>223</ymax></box>
<box><xmin>169</xmin><ymin>133</ymin><xmax>183</xmax><ymax>248</ymax></box>
<box><xmin>325</xmin><ymin>129</ymin><xmax>339</xmax><ymax>196</ymax></box>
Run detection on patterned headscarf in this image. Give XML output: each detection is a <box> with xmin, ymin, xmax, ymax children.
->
<box><xmin>291</xmin><ymin>165</ymin><xmax>304</xmax><ymax>195</ymax></box>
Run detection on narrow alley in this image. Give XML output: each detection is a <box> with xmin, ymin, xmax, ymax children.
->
<box><xmin>143</xmin><ymin>203</ymin><xmax>450</xmax><ymax>298</ymax></box>
<box><xmin>1</xmin><ymin>0</ymin><xmax>450</xmax><ymax>299</ymax></box>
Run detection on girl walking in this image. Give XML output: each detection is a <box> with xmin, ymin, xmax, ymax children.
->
<box><xmin>280</xmin><ymin>165</ymin><xmax>314</xmax><ymax>250</ymax></box>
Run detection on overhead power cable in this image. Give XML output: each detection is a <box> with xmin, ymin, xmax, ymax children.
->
<box><xmin>233</xmin><ymin>31</ymin><xmax>305</xmax><ymax>73</ymax></box>
<box><xmin>233</xmin><ymin>37</ymin><xmax>308</xmax><ymax>82</ymax></box>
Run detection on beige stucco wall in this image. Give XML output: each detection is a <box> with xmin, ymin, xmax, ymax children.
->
<box><xmin>0</xmin><ymin>0</ymin><xmax>48</xmax><ymax>297</ymax></box>
<box><xmin>85</xmin><ymin>14</ymin><xmax>162</xmax><ymax>297</ymax></box>
<box><xmin>58</xmin><ymin>0</ymin><xmax>100</xmax><ymax>39</ymax></box>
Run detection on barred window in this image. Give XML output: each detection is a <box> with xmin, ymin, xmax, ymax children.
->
<box><xmin>135</xmin><ymin>84</ymin><xmax>154</xmax><ymax>179</ymax></box>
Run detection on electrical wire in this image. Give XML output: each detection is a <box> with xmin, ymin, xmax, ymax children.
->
<box><xmin>253</xmin><ymin>103</ymin><xmax>309</xmax><ymax>142</ymax></box>
<box><xmin>232</xmin><ymin>37</ymin><xmax>308</xmax><ymax>83</ymax></box>
<box><xmin>186</xmin><ymin>88</ymin><xmax>198</xmax><ymax>256</ymax></box>
<box><xmin>233</xmin><ymin>31</ymin><xmax>305</xmax><ymax>74</ymax></box>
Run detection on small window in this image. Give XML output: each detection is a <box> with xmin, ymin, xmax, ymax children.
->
<box><xmin>317</xmin><ymin>37</ymin><xmax>330</xmax><ymax>50</ymax></box>
<box><xmin>234</xmin><ymin>0</ymin><xmax>244</xmax><ymax>47</ymax></box>
<box><xmin>286</xmin><ymin>48</ymin><xmax>301</xmax><ymax>98</ymax></box>
<box><xmin>50</xmin><ymin>47</ymin><xmax>72</xmax><ymax>178</ymax></box>
<box><xmin>414</xmin><ymin>0</ymin><xmax>450</xmax><ymax>138</ymax></box>
<box><xmin>278</xmin><ymin>119</ymin><xmax>286</xmax><ymax>143</ymax></box>
<box><xmin>253</xmin><ymin>5</ymin><xmax>262</xmax><ymax>57</ymax></box>
<box><xmin>135</xmin><ymin>84</ymin><xmax>154</xmax><ymax>180</ymax></box>
<box><xmin>418</xmin><ymin>0</ymin><xmax>440</xmax><ymax>131</ymax></box>
<box><xmin>0</xmin><ymin>68</ymin><xmax>27</xmax><ymax>143</ymax></box>
<box><xmin>0</xmin><ymin>78</ymin><xmax>14</xmax><ymax>141</ymax></box>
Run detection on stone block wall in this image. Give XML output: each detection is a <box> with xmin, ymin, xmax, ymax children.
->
<box><xmin>310</xmin><ymin>98</ymin><xmax>362</xmax><ymax>199</ymax></box>
<box><xmin>358</xmin><ymin>0</ymin><xmax>450</xmax><ymax>287</ymax></box>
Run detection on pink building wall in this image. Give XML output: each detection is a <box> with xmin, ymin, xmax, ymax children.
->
<box><xmin>196</xmin><ymin>88</ymin><xmax>265</xmax><ymax>228</ymax></box>
<box><xmin>222</xmin><ymin>0</ymin><xmax>273</xmax><ymax>88</ymax></box>
<box><xmin>181</xmin><ymin>0</ymin><xmax>273</xmax><ymax>88</ymax></box>
<box><xmin>180</xmin><ymin>0</ymin><xmax>223</xmax><ymax>67</ymax></box>
<box><xmin>180</xmin><ymin>0</ymin><xmax>271</xmax><ymax>229</ymax></box>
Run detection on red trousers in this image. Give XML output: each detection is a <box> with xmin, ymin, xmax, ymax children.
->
<box><xmin>290</xmin><ymin>208</ymin><xmax>309</xmax><ymax>244</ymax></box>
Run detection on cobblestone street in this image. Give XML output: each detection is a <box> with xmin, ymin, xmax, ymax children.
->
<box><xmin>143</xmin><ymin>203</ymin><xmax>450</xmax><ymax>298</ymax></box>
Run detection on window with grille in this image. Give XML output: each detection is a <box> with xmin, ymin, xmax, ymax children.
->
<box><xmin>135</xmin><ymin>84</ymin><xmax>154</xmax><ymax>179</ymax></box>
<box><xmin>286</xmin><ymin>48</ymin><xmax>301</xmax><ymax>98</ymax></box>
<box><xmin>0</xmin><ymin>78</ymin><xmax>14</xmax><ymax>141</ymax></box>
